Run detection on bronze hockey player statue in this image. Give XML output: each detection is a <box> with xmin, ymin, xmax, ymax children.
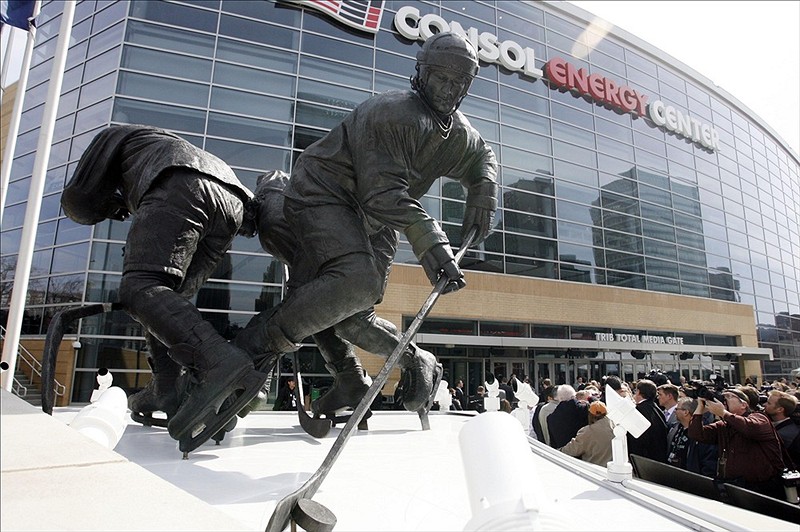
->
<box><xmin>237</xmin><ymin>32</ymin><xmax>498</xmax><ymax>420</ymax></box>
<box><xmin>61</xmin><ymin>125</ymin><xmax>268</xmax><ymax>452</ymax></box>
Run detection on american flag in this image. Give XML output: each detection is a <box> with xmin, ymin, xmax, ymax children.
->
<box><xmin>288</xmin><ymin>0</ymin><xmax>384</xmax><ymax>34</ymax></box>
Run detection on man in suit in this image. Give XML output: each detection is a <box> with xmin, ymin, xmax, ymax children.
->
<box><xmin>628</xmin><ymin>379</ymin><xmax>668</xmax><ymax>462</ymax></box>
<box><xmin>547</xmin><ymin>385</ymin><xmax>589</xmax><ymax>449</ymax></box>
<box><xmin>658</xmin><ymin>383</ymin><xmax>680</xmax><ymax>443</ymax></box>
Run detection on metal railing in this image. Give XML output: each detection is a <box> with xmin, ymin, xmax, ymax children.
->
<box><xmin>0</xmin><ymin>325</ymin><xmax>66</xmax><ymax>398</ymax></box>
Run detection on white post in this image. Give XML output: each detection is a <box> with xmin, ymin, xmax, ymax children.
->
<box><xmin>0</xmin><ymin>1</ymin><xmax>40</xmax><ymax>224</ymax></box>
<box><xmin>1</xmin><ymin>1</ymin><xmax>75</xmax><ymax>392</ymax></box>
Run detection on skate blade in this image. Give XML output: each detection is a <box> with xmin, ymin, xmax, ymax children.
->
<box><xmin>130</xmin><ymin>411</ymin><xmax>169</xmax><ymax>428</ymax></box>
<box><xmin>328</xmin><ymin>409</ymin><xmax>372</xmax><ymax>429</ymax></box>
<box><xmin>170</xmin><ymin>370</ymin><xmax>267</xmax><ymax>454</ymax></box>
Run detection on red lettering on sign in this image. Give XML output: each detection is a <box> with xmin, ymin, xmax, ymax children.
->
<box><xmin>544</xmin><ymin>57</ymin><xmax>646</xmax><ymax>117</ymax></box>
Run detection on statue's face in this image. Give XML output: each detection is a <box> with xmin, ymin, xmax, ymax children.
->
<box><xmin>420</xmin><ymin>66</ymin><xmax>472</xmax><ymax>116</ymax></box>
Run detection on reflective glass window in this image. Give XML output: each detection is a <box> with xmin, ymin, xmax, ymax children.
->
<box><xmin>505</xmin><ymin>234</ymin><xmax>556</xmax><ymax>260</ymax></box>
<box><xmin>460</xmin><ymin>96</ymin><xmax>500</xmax><ymax>121</ymax></box>
<box><xmin>375</xmin><ymin>50</ymin><xmax>415</xmax><ymax>76</ymax></box>
<box><xmin>131</xmin><ymin>1</ymin><xmax>217</xmax><ymax>32</ymax></box>
<box><xmin>559</xmin><ymin>242</ymin><xmax>601</xmax><ymax>267</ymax></box>
<box><xmin>47</xmin><ymin>274</ymin><xmax>84</xmax><ymax>304</ymax></box>
<box><xmin>554</xmin><ymin>140</ymin><xmax>596</xmax><ymax>167</ymax></box>
<box><xmin>121</xmin><ymin>45</ymin><xmax>212</xmax><ymax>81</ymax></box>
<box><xmin>297</xmin><ymin>78</ymin><xmax>369</xmax><ymax>109</ymax></box>
<box><xmin>552</xmin><ymin>121</ymin><xmax>595</xmax><ymax>148</ymax></box>
<box><xmin>554</xmin><ymin>160</ymin><xmax>597</xmax><ymax>187</ymax></box>
<box><xmin>207</xmin><ymin>139</ymin><xmax>291</xmax><ymax>171</ymax></box>
<box><xmin>642</xmin><ymin>220</ymin><xmax>675</xmax><ymax>242</ymax></box>
<box><xmin>302</xmin><ymin>34</ymin><xmax>372</xmax><ymax>67</ymax></box>
<box><xmin>51</xmin><ymin>243</ymin><xmax>90</xmax><ymax>274</ymax></box>
<box><xmin>603</xmin><ymin>212</ymin><xmax>641</xmax><ymax>235</ymax></box>
<box><xmin>217</xmin><ymin>37</ymin><xmax>297</xmax><ymax>73</ymax></box>
<box><xmin>501</xmin><ymin>107</ymin><xmax>549</xmax><ymax>136</ymax></box>
<box><xmin>90</xmin><ymin>242</ymin><xmax>125</xmax><ymax>272</ymax></box>
<box><xmin>646</xmin><ymin>257</ymin><xmax>679</xmax><ymax>279</ymax></box>
<box><xmin>605</xmin><ymin>230</ymin><xmax>642</xmax><ymax>254</ymax></box>
<box><xmin>210</xmin><ymin>88</ymin><xmax>293</xmax><ymax>122</ymax></box>
<box><xmin>215</xmin><ymin>62</ymin><xmax>296</xmax><ymax>97</ymax></box>
<box><xmin>300</xmin><ymin>56</ymin><xmax>372</xmax><ymax>89</ymax></box>
<box><xmin>596</xmin><ymin>134</ymin><xmax>634</xmax><ymax>162</ymax></box>
<box><xmin>680</xmin><ymin>264</ymin><xmax>709</xmax><ymax>286</ymax></box>
<box><xmin>78</xmin><ymin>72</ymin><xmax>115</xmax><ymax>109</ymax></box>
<box><xmin>38</xmin><ymin>194</ymin><xmax>61</xmax><ymax>222</ymax></box>
<box><xmin>119</xmin><ymin>69</ymin><xmax>210</xmax><ymax>108</ymax></box>
<box><xmin>505</xmin><ymin>211</ymin><xmax>556</xmax><ymax>238</ymax></box>
<box><xmin>112</xmin><ymin>98</ymin><xmax>207</xmax><ymax>133</ymax></box>
<box><xmin>502</xmin><ymin>146</ymin><xmax>553</xmax><ymax>175</ymax></box>
<box><xmin>87</xmin><ymin>21</ymin><xmax>124</xmax><ymax>60</ymax></box>
<box><xmin>207</xmin><ymin>113</ymin><xmax>292</xmax><ymax>147</ymax></box>
<box><xmin>191</xmin><ymin>282</ymin><xmax>282</xmax><ymax>313</ymax></box>
<box><xmin>556</xmin><ymin>180</ymin><xmax>598</xmax><ymax>205</ymax></box>
<box><xmin>55</xmin><ymin>218</ymin><xmax>92</xmax><ymax>245</ymax></box>
<box><xmin>648</xmin><ymin>277</ymin><xmax>681</xmax><ymax>294</ymax></box>
<box><xmin>126</xmin><ymin>20</ymin><xmax>215</xmax><ymax>56</ymax></box>
<box><xmin>557</xmin><ymin>220</ymin><xmax>594</xmax><ymax>245</ymax></box>
<box><xmin>84</xmin><ymin>46</ymin><xmax>121</xmax><ymax>83</ymax></box>
<box><xmin>678</xmin><ymin>247</ymin><xmax>708</xmax><ymax>267</ymax></box>
<box><xmin>557</xmin><ymin>199</ymin><xmax>594</xmax><ymax>225</ymax></box>
<box><xmin>551</xmin><ymin>102</ymin><xmax>593</xmax><ymax>130</ymax></box>
<box><xmin>502</xmin><ymin>125</ymin><xmax>551</xmax><ymax>154</ymax></box>
<box><xmin>644</xmin><ymin>237</ymin><xmax>677</xmax><ymax>260</ymax></box>
<box><xmin>295</xmin><ymin>101</ymin><xmax>350</xmax><ymax>130</ymax></box>
<box><xmin>35</xmin><ymin>221</ymin><xmax>58</xmax><ymax>248</ymax></box>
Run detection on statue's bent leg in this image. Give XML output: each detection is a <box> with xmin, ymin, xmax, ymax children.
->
<box><xmin>310</xmin><ymin>328</ymin><xmax>370</xmax><ymax>417</ymax></box>
<box><xmin>335</xmin><ymin>310</ymin><xmax>442</xmax><ymax>413</ymax></box>
<box><xmin>128</xmin><ymin>335</ymin><xmax>181</xmax><ymax>426</ymax></box>
<box><xmin>118</xmin><ymin>274</ymin><xmax>262</xmax><ymax>449</ymax></box>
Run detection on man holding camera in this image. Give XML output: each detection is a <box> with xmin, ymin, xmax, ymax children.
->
<box><xmin>688</xmin><ymin>387</ymin><xmax>785</xmax><ymax>499</ymax></box>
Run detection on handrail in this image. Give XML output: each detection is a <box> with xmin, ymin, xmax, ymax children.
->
<box><xmin>0</xmin><ymin>325</ymin><xmax>66</xmax><ymax>397</ymax></box>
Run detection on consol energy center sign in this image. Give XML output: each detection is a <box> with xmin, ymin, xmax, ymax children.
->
<box><xmin>287</xmin><ymin>2</ymin><xmax>721</xmax><ymax>152</ymax></box>
<box><xmin>393</xmin><ymin>7</ymin><xmax>720</xmax><ymax>152</ymax></box>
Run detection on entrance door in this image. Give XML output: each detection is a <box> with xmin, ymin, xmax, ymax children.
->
<box><xmin>491</xmin><ymin>358</ymin><xmax>528</xmax><ymax>383</ymax></box>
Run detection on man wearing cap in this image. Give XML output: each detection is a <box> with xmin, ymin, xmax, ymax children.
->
<box><xmin>237</xmin><ymin>32</ymin><xmax>498</xmax><ymax>420</ymax></box>
<box><xmin>560</xmin><ymin>401</ymin><xmax>614</xmax><ymax>467</ymax></box>
<box><xmin>689</xmin><ymin>387</ymin><xmax>785</xmax><ymax>499</ymax></box>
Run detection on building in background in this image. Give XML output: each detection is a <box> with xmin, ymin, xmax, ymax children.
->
<box><xmin>1</xmin><ymin>0</ymin><xmax>797</xmax><ymax>405</ymax></box>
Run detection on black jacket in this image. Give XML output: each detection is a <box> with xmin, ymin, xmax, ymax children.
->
<box><xmin>547</xmin><ymin>399</ymin><xmax>589</xmax><ymax>449</ymax></box>
<box><xmin>628</xmin><ymin>398</ymin><xmax>668</xmax><ymax>462</ymax></box>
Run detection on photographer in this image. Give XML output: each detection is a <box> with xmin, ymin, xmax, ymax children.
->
<box><xmin>688</xmin><ymin>388</ymin><xmax>785</xmax><ymax>499</ymax></box>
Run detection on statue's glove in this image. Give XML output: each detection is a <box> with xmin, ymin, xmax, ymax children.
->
<box><xmin>420</xmin><ymin>243</ymin><xmax>466</xmax><ymax>294</ymax></box>
<box><xmin>105</xmin><ymin>192</ymin><xmax>130</xmax><ymax>222</ymax></box>
<box><xmin>462</xmin><ymin>182</ymin><xmax>498</xmax><ymax>246</ymax></box>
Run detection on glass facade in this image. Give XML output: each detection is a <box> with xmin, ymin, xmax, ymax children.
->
<box><xmin>1</xmin><ymin>0</ymin><xmax>798</xmax><ymax>399</ymax></box>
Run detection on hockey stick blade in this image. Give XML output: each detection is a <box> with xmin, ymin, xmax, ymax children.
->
<box><xmin>265</xmin><ymin>227</ymin><xmax>478</xmax><ymax>532</ymax></box>
<box><xmin>293</xmin><ymin>352</ymin><xmax>333</xmax><ymax>438</ymax></box>
<box><xmin>42</xmin><ymin>302</ymin><xmax>121</xmax><ymax>414</ymax></box>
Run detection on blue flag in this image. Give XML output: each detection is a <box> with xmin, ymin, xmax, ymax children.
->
<box><xmin>1</xmin><ymin>0</ymin><xmax>37</xmax><ymax>31</ymax></box>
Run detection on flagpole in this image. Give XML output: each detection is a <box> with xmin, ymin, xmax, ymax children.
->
<box><xmin>0</xmin><ymin>1</ymin><xmax>40</xmax><ymax>225</ymax></box>
<box><xmin>1</xmin><ymin>26</ymin><xmax>18</xmax><ymax>90</ymax></box>
<box><xmin>2</xmin><ymin>1</ymin><xmax>75</xmax><ymax>392</ymax></box>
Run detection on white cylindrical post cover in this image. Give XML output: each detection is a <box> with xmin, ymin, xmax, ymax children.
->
<box><xmin>70</xmin><ymin>386</ymin><xmax>128</xmax><ymax>449</ymax></box>
<box><xmin>459</xmin><ymin>412</ymin><xmax>540</xmax><ymax>530</ymax></box>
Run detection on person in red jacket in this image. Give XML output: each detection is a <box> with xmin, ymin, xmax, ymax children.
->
<box><xmin>688</xmin><ymin>387</ymin><xmax>785</xmax><ymax>499</ymax></box>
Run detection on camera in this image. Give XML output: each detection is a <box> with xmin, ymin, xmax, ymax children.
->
<box><xmin>683</xmin><ymin>375</ymin><xmax>727</xmax><ymax>403</ymax></box>
<box><xmin>781</xmin><ymin>468</ymin><xmax>800</xmax><ymax>505</ymax></box>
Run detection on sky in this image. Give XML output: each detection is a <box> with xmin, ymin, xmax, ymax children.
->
<box><xmin>568</xmin><ymin>0</ymin><xmax>800</xmax><ymax>156</ymax></box>
<box><xmin>2</xmin><ymin>1</ymin><xmax>799</xmax><ymax>155</ymax></box>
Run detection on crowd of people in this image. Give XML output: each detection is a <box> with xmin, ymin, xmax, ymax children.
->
<box><xmin>460</xmin><ymin>372</ymin><xmax>800</xmax><ymax>504</ymax></box>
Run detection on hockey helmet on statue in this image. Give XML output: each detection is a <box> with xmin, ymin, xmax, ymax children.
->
<box><xmin>411</xmin><ymin>32</ymin><xmax>479</xmax><ymax>116</ymax></box>
<box><xmin>416</xmin><ymin>32</ymin><xmax>479</xmax><ymax>78</ymax></box>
